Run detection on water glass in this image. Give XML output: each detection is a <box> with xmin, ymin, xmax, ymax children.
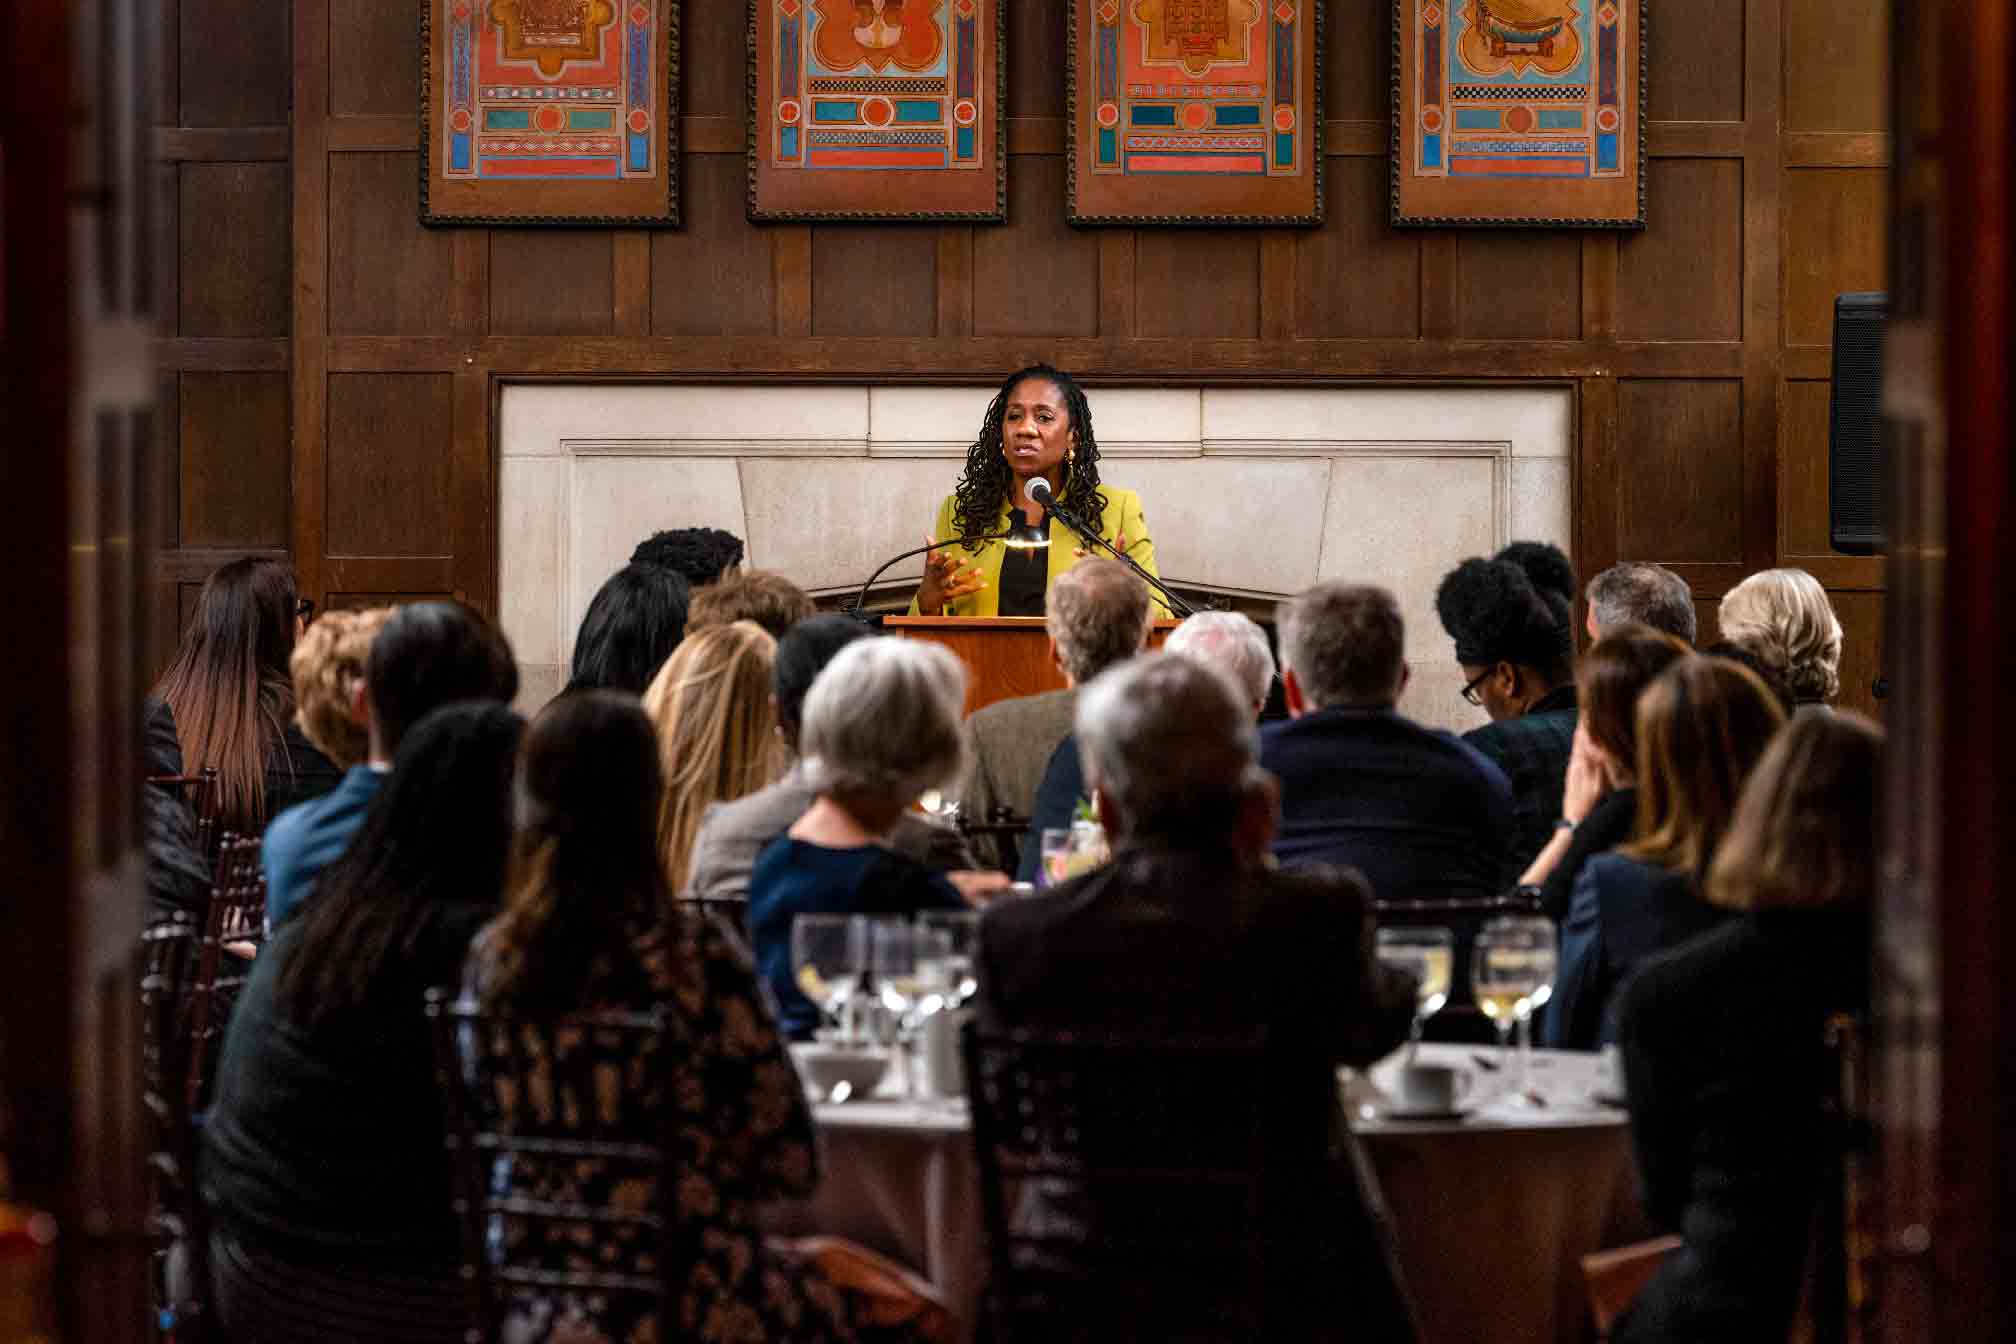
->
<box><xmin>792</xmin><ymin>914</ymin><xmax>867</xmax><ymax>1044</ymax></box>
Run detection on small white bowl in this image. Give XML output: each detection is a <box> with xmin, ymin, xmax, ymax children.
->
<box><xmin>792</xmin><ymin>1043</ymin><xmax>891</xmax><ymax>1101</ymax></box>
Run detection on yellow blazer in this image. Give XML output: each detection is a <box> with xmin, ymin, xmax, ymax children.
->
<box><xmin>911</xmin><ymin>485</ymin><xmax>1168</xmax><ymax>618</ymax></box>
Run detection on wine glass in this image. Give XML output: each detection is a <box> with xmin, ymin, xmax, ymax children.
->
<box><xmin>1376</xmin><ymin>926</ymin><xmax>1455</xmax><ymax>1063</ymax></box>
<box><xmin>1470</xmin><ymin>915</ymin><xmax>1558</xmax><ymax>1104</ymax></box>
<box><xmin>871</xmin><ymin>919</ymin><xmax>936</xmax><ymax>1098</ymax></box>
<box><xmin>919</xmin><ymin>910</ymin><xmax>980</xmax><ymax>1011</ymax></box>
<box><xmin>792</xmin><ymin>914</ymin><xmax>866</xmax><ymax>1044</ymax></box>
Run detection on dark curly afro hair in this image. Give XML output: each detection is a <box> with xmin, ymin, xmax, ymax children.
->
<box><xmin>1436</xmin><ymin>541</ymin><xmax>1576</xmax><ymax>680</ymax></box>
<box><xmin>630</xmin><ymin>527</ymin><xmax>746</xmax><ymax>588</ymax></box>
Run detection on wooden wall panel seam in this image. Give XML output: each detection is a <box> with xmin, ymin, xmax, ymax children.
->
<box><xmin>290</xmin><ymin>0</ymin><xmax>330</xmax><ymax>604</ymax></box>
<box><xmin>774</xmin><ymin>228</ymin><xmax>812</xmax><ymax>338</ymax></box>
<box><xmin>1745</xmin><ymin>0</ymin><xmax>1787</xmax><ymax>573</ymax></box>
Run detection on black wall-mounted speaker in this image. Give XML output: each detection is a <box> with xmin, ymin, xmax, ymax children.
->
<box><xmin>1828</xmin><ymin>291</ymin><xmax>1888</xmax><ymax>555</ymax></box>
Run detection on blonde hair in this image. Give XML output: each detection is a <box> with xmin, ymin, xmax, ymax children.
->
<box><xmin>1706</xmin><ymin>709</ymin><xmax>1883</xmax><ymax>912</ymax></box>
<box><xmin>642</xmin><ymin>620</ymin><xmax>784</xmax><ymax>891</ymax></box>
<box><xmin>1620</xmin><ymin>656</ymin><xmax>1787</xmax><ymax>875</ymax></box>
<box><xmin>289</xmin><ymin>607</ymin><xmax>391</xmax><ymax>769</ymax></box>
<box><xmin>1717</xmin><ymin>568</ymin><xmax>1843</xmax><ymax>703</ymax></box>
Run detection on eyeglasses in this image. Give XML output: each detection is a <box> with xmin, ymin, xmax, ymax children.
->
<box><xmin>1460</xmin><ymin>667</ymin><xmax>1493</xmax><ymax>706</ymax></box>
<box><xmin>295</xmin><ymin>598</ymin><xmax>317</xmax><ymax>621</ymax></box>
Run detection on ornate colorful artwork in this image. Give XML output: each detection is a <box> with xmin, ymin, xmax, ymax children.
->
<box><xmin>748</xmin><ymin>0</ymin><xmax>1005</xmax><ymax>220</ymax></box>
<box><xmin>1067</xmin><ymin>0</ymin><xmax>1322</xmax><ymax>226</ymax></box>
<box><xmin>1392</xmin><ymin>0</ymin><xmax>1645</xmax><ymax>227</ymax></box>
<box><xmin>421</xmin><ymin>0</ymin><xmax>680</xmax><ymax>226</ymax></box>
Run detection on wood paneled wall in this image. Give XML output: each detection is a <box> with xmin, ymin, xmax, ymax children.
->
<box><xmin>157</xmin><ymin>0</ymin><xmax>1891</xmax><ymax>715</ymax></box>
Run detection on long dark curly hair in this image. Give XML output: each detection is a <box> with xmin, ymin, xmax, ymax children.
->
<box><xmin>950</xmin><ymin>364</ymin><xmax>1108</xmax><ymax>550</ymax></box>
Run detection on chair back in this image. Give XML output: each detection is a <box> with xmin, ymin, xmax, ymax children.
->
<box><xmin>1808</xmin><ymin>1011</ymin><xmax>1874</xmax><ymax>1343</ymax></box>
<box><xmin>183</xmin><ymin>834</ymin><xmax>266</xmax><ymax>1113</ymax></box>
<box><xmin>956</xmin><ymin>804</ymin><xmax>1030</xmax><ymax>877</ymax></box>
<box><xmin>149</xmin><ymin>765</ymin><xmax>222</xmax><ymax>861</ymax></box>
<box><xmin>140</xmin><ymin>912</ymin><xmax>213</xmax><ymax>1339</ymax></box>
<box><xmin>962</xmin><ymin>1023</ymin><xmax>1270</xmax><ymax>1344</ymax></box>
<box><xmin>678</xmin><ymin>894</ymin><xmax>748</xmax><ymax>941</ymax></box>
<box><xmin>426</xmin><ymin>991</ymin><xmax>684</xmax><ymax>1344</ymax></box>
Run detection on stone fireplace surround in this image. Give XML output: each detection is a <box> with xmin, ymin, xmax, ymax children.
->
<box><xmin>498</xmin><ymin>383</ymin><xmax>1572</xmax><ymax>732</ymax></box>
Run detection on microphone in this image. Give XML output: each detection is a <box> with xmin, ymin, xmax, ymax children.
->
<box><xmin>1023</xmin><ymin>476</ymin><xmax>1196</xmax><ymax>617</ymax></box>
<box><xmin>1026</xmin><ymin>476</ymin><xmax>1055</xmax><ymax>507</ymax></box>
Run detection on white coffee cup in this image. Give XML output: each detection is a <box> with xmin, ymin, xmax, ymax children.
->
<box><xmin>1393</xmin><ymin>1063</ymin><xmax>1468</xmax><ymax>1113</ymax></box>
<box><xmin>920</xmin><ymin>1006</ymin><xmax>969</xmax><ymax>1099</ymax></box>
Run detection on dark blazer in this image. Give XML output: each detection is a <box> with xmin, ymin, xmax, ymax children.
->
<box><xmin>1016</xmin><ymin>733</ymin><xmax>1086</xmax><ymax>884</ymax></box>
<box><xmin>1260</xmin><ymin>706</ymin><xmax>1513</xmax><ymax>904</ymax></box>
<box><xmin>1543</xmin><ymin>852</ymin><xmax>1728</xmax><ymax>1050</ymax></box>
<box><xmin>978</xmin><ymin>848</ymin><xmax>1422</xmax><ymax>1341</ymax></box>
<box><xmin>1614</xmin><ymin>911</ymin><xmax>1870</xmax><ymax>1343</ymax></box>
<box><xmin>1537</xmin><ymin>787</ymin><xmax>1638</xmax><ymax>923</ymax></box>
<box><xmin>1463</xmin><ymin>684</ymin><xmax>1578</xmax><ymax>880</ymax></box>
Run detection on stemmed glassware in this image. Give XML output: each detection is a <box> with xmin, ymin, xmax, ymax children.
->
<box><xmin>918</xmin><ymin>911</ymin><xmax>980</xmax><ymax>1014</ymax></box>
<box><xmin>792</xmin><ymin>914</ymin><xmax>867</xmax><ymax>1044</ymax></box>
<box><xmin>1376</xmin><ymin>926</ymin><xmax>1455</xmax><ymax>1063</ymax></box>
<box><xmin>1470</xmin><ymin>915</ymin><xmax>1558</xmax><ymax>1105</ymax></box>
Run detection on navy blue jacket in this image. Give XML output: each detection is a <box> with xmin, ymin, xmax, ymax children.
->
<box><xmin>1544</xmin><ymin>852</ymin><xmax>1728</xmax><ymax>1050</ymax></box>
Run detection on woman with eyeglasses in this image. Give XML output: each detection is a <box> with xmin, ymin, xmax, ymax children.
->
<box><xmin>146</xmin><ymin>556</ymin><xmax>343</xmax><ymax>836</ymax></box>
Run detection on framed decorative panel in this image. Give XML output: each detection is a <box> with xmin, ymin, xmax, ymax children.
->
<box><xmin>421</xmin><ymin>0</ymin><xmax>681</xmax><ymax>227</ymax></box>
<box><xmin>1067</xmin><ymin>0</ymin><xmax>1324</xmax><ymax>226</ymax></box>
<box><xmin>747</xmin><ymin>0</ymin><xmax>1007</xmax><ymax>221</ymax></box>
<box><xmin>1392</xmin><ymin>0</ymin><xmax>1645</xmax><ymax>228</ymax></box>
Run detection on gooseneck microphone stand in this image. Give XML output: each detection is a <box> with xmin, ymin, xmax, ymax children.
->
<box><xmin>1033</xmin><ymin>490</ymin><xmax>1198</xmax><ymax>618</ymax></box>
<box><xmin>847</xmin><ymin>531</ymin><xmax>1015</xmax><ymax>622</ymax></box>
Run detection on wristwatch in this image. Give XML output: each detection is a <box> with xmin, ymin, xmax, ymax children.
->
<box><xmin>1553</xmin><ymin>817</ymin><xmax>1577</xmax><ymax>833</ymax></box>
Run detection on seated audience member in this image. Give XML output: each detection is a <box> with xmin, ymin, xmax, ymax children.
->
<box><xmin>748</xmin><ymin>638</ymin><xmax>971</xmax><ymax>1038</ymax></box>
<box><xmin>1584</xmin><ymin>562</ymin><xmax>1698</xmax><ymax>644</ymax></box>
<box><xmin>685</xmin><ymin>614</ymin><xmax>982</xmax><ymax>903</ymax></box>
<box><xmin>563</xmin><ymin>562</ymin><xmax>691</xmax><ymax>696</ymax></box>
<box><xmin>1520</xmin><ymin>625</ymin><xmax>1691</xmax><ymax>921</ymax></box>
<box><xmin>1162</xmin><ymin>609</ymin><xmax>1276</xmax><ymax>718</ymax></box>
<box><xmin>200</xmin><ymin>702</ymin><xmax>523</xmax><ymax>1343</ymax></box>
<box><xmin>1717</xmin><ymin>567</ymin><xmax>1845</xmax><ymax>708</ymax></box>
<box><xmin>289</xmin><ymin>606</ymin><xmax>391</xmax><ymax>769</ymax></box>
<box><xmin>685</xmin><ymin>568</ymin><xmax>818</xmax><ymax>640</ymax></box>
<box><xmin>145</xmin><ymin>785</ymin><xmax>212</xmax><ymax>921</ymax></box>
<box><xmin>977</xmin><ymin>654</ymin><xmax>1420</xmax><ymax>1340</ymax></box>
<box><xmin>263</xmin><ymin>601</ymin><xmax>518</xmax><ymax>928</ymax></box>
<box><xmin>464</xmin><ymin>691</ymin><xmax>948</xmax><ymax>1344</ymax></box>
<box><xmin>147</xmin><ymin>557</ymin><xmax>342</xmax><ymax>834</ymax></box>
<box><xmin>631</xmin><ymin>525</ymin><xmax>746</xmax><ymax>589</ymax></box>
<box><xmin>642</xmin><ymin>620</ymin><xmax>786</xmax><ymax>893</ymax></box>
<box><xmin>1545</xmin><ymin>656</ymin><xmax>1786</xmax><ymax>1049</ymax></box>
<box><xmin>1435</xmin><ymin>541</ymin><xmax>1580</xmax><ymax>875</ymax></box>
<box><xmin>971</xmin><ymin>560</ymin><xmax>1150</xmax><ymax>878</ymax></box>
<box><xmin>1615</xmin><ymin>710</ymin><xmax>1881</xmax><ymax>1344</ymax></box>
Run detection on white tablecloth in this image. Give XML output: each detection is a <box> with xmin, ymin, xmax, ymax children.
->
<box><xmin>764</xmin><ymin>1044</ymin><xmax>1650</xmax><ymax>1344</ymax></box>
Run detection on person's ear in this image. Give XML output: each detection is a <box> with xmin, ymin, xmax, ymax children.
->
<box><xmin>1048</xmin><ymin>635</ymin><xmax>1065</xmax><ymax>675</ymax></box>
<box><xmin>1395</xmin><ymin>663</ymin><xmax>1411</xmax><ymax>702</ymax></box>
<box><xmin>1283</xmin><ymin>666</ymin><xmax>1310</xmax><ymax>719</ymax></box>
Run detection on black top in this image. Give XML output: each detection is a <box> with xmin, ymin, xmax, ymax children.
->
<box><xmin>1018</xmin><ymin>732</ymin><xmax>1086</xmax><ymax>884</ymax></box>
<box><xmin>1462</xmin><ymin>683</ymin><xmax>1579</xmax><ymax>883</ymax></box>
<box><xmin>1537</xmin><ymin>786</ymin><xmax>1638</xmax><ymax>923</ymax></box>
<box><xmin>1615</xmin><ymin>911</ymin><xmax>1870</xmax><ymax>1343</ymax></box>
<box><xmin>199</xmin><ymin>903</ymin><xmax>494</xmax><ymax>1265</ymax></box>
<box><xmin>144</xmin><ymin>696</ymin><xmax>345</xmax><ymax>830</ymax></box>
<box><xmin>996</xmin><ymin>515</ymin><xmax>1051</xmax><ymax>617</ymax></box>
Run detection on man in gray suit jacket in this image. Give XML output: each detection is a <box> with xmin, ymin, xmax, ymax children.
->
<box><xmin>961</xmin><ymin>560</ymin><xmax>1153</xmax><ymax>867</ymax></box>
<box><xmin>686</xmin><ymin>614</ymin><xmax>988</xmax><ymax>904</ymax></box>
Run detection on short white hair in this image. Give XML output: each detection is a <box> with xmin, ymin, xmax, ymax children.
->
<box><xmin>1163</xmin><ymin>611</ymin><xmax>1275</xmax><ymax>710</ymax></box>
<box><xmin>801</xmin><ymin>637</ymin><xmax>971</xmax><ymax>805</ymax></box>
<box><xmin>1718</xmin><ymin>567</ymin><xmax>1843</xmax><ymax>703</ymax></box>
<box><xmin>1075</xmin><ymin>653</ymin><xmax>1255</xmax><ymax>844</ymax></box>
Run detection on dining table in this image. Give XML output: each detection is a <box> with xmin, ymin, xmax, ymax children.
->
<box><xmin>765</xmin><ymin>1041</ymin><xmax>1654</xmax><ymax>1344</ymax></box>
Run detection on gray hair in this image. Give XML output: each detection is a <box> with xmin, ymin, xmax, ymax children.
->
<box><xmin>1075</xmin><ymin>653</ymin><xmax>1256</xmax><ymax>845</ymax></box>
<box><xmin>801</xmin><ymin>637</ymin><xmax>971</xmax><ymax>805</ymax></box>
<box><xmin>1587</xmin><ymin>562</ymin><xmax>1697</xmax><ymax>644</ymax></box>
<box><xmin>1718</xmin><ymin>568</ymin><xmax>1843</xmax><ymax>702</ymax></box>
<box><xmin>1047</xmin><ymin>559</ymin><xmax>1152</xmax><ymax>686</ymax></box>
<box><xmin>1274</xmin><ymin>582</ymin><xmax>1405</xmax><ymax>709</ymax></box>
<box><xmin>1163</xmin><ymin>611</ymin><xmax>1275</xmax><ymax>712</ymax></box>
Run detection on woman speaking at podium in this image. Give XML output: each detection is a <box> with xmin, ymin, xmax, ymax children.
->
<box><xmin>911</xmin><ymin>364</ymin><xmax>1166</xmax><ymax>617</ymax></box>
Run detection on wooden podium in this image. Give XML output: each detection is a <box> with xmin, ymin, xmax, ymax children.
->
<box><xmin>883</xmin><ymin>615</ymin><xmax>1178</xmax><ymax>714</ymax></box>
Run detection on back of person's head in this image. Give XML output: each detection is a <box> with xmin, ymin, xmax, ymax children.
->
<box><xmin>773</xmin><ymin>613</ymin><xmax>876</xmax><ymax>751</ymax></box>
<box><xmin>1076</xmin><ymin>653</ymin><xmax>1256</xmax><ymax>847</ymax></box>
<box><xmin>1717</xmin><ymin>567</ymin><xmax>1843</xmax><ymax>704</ymax></box>
<box><xmin>1586</xmin><ymin>562</ymin><xmax>1697</xmax><ymax>644</ymax></box>
<box><xmin>290</xmin><ymin>607</ymin><xmax>392</xmax><ymax>769</ymax></box>
<box><xmin>641</xmin><ymin>620</ymin><xmax>782</xmax><ymax>890</ymax></box>
<box><xmin>480</xmin><ymin>691</ymin><xmax>674</xmax><ymax>1014</ymax></box>
<box><xmin>1047</xmin><ymin>558</ymin><xmax>1152</xmax><ymax>685</ymax></box>
<box><xmin>630</xmin><ymin>526</ymin><xmax>746</xmax><ymax>588</ymax></box>
<box><xmin>1164</xmin><ymin>611</ymin><xmax>1276</xmax><ymax>715</ymax></box>
<box><xmin>367</xmin><ymin>601</ymin><xmax>519</xmax><ymax>757</ymax></box>
<box><xmin>566</xmin><ymin>563</ymin><xmax>691</xmax><ymax>695</ymax></box>
<box><xmin>1577</xmin><ymin>623</ymin><xmax>1691</xmax><ymax>773</ymax></box>
<box><xmin>1703</xmin><ymin>640</ymin><xmax>1796</xmax><ymax>714</ymax></box>
<box><xmin>1624</xmin><ymin>655</ymin><xmax>1788</xmax><ymax>875</ymax></box>
<box><xmin>802</xmin><ymin>637</ymin><xmax>969</xmax><ymax>807</ymax></box>
<box><xmin>151</xmin><ymin>556</ymin><xmax>303</xmax><ymax>830</ymax></box>
<box><xmin>1276</xmin><ymin>583</ymin><xmax>1405</xmax><ymax>710</ymax></box>
<box><xmin>1706</xmin><ymin>709</ymin><xmax>1883</xmax><ymax>912</ymax></box>
<box><xmin>685</xmin><ymin>568</ymin><xmax>816</xmax><ymax>640</ymax></box>
<box><xmin>276</xmin><ymin>700</ymin><xmax>524</xmax><ymax>1026</ymax></box>
<box><xmin>1435</xmin><ymin>541</ymin><xmax>1577</xmax><ymax>685</ymax></box>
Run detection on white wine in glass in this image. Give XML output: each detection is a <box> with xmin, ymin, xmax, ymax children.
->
<box><xmin>1471</xmin><ymin>916</ymin><xmax>1558</xmax><ymax>1103</ymax></box>
<box><xmin>792</xmin><ymin>914</ymin><xmax>866</xmax><ymax>1043</ymax></box>
<box><xmin>1376</xmin><ymin>926</ymin><xmax>1455</xmax><ymax>1060</ymax></box>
